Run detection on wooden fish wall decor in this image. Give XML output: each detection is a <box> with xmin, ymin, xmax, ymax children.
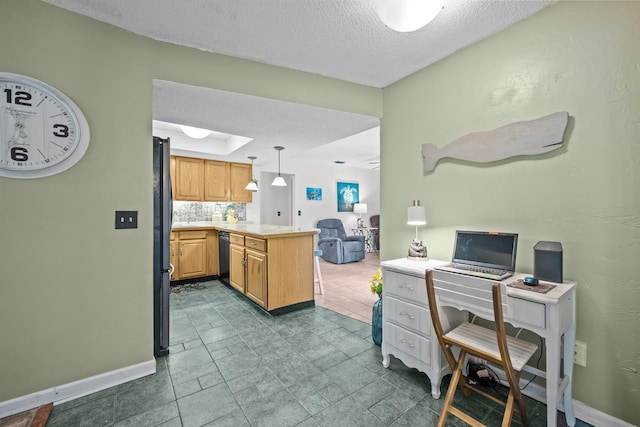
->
<box><xmin>421</xmin><ymin>111</ymin><xmax>569</xmax><ymax>173</ymax></box>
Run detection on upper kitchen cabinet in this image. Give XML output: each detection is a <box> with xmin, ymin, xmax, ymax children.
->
<box><xmin>172</xmin><ymin>156</ymin><xmax>252</xmax><ymax>203</ymax></box>
<box><xmin>229</xmin><ymin>163</ymin><xmax>252</xmax><ymax>203</ymax></box>
<box><xmin>174</xmin><ymin>156</ymin><xmax>204</xmax><ymax>201</ymax></box>
<box><xmin>204</xmin><ymin>160</ymin><xmax>229</xmax><ymax>201</ymax></box>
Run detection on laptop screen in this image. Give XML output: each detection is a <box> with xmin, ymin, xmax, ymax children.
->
<box><xmin>452</xmin><ymin>230</ymin><xmax>518</xmax><ymax>271</ymax></box>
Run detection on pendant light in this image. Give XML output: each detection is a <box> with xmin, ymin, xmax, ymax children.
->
<box><xmin>271</xmin><ymin>146</ymin><xmax>287</xmax><ymax>186</ymax></box>
<box><xmin>245</xmin><ymin>156</ymin><xmax>259</xmax><ymax>192</ymax></box>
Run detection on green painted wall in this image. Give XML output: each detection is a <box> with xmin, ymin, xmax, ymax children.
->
<box><xmin>0</xmin><ymin>0</ymin><xmax>381</xmax><ymax>402</ymax></box>
<box><xmin>380</xmin><ymin>1</ymin><xmax>639</xmax><ymax>424</ymax></box>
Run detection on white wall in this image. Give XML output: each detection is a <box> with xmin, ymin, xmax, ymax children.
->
<box><xmin>247</xmin><ymin>159</ymin><xmax>380</xmax><ymax>232</ymax></box>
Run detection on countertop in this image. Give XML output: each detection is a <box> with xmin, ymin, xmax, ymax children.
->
<box><xmin>171</xmin><ymin>222</ymin><xmax>319</xmax><ymax>238</ymax></box>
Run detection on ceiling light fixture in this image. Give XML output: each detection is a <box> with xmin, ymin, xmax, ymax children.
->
<box><xmin>376</xmin><ymin>0</ymin><xmax>447</xmax><ymax>33</ymax></box>
<box><xmin>245</xmin><ymin>156</ymin><xmax>259</xmax><ymax>192</ymax></box>
<box><xmin>179</xmin><ymin>124</ymin><xmax>212</xmax><ymax>139</ymax></box>
<box><xmin>271</xmin><ymin>146</ymin><xmax>287</xmax><ymax>186</ymax></box>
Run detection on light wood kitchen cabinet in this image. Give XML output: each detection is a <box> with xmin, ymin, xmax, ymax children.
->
<box><xmin>174</xmin><ymin>156</ymin><xmax>204</xmax><ymax>201</ymax></box>
<box><xmin>229</xmin><ymin>234</ymin><xmax>246</xmax><ymax>294</ymax></box>
<box><xmin>230</xmin><ymin>234</ymin><xmax>269</xmax><ymax>307</ymax></box>
<box><xmin>229</xmin><ymin>162</ymin><xmax>253</xmax><ymax>203</ymax></box>
<box><xmin>204</xmin><ymin>160</ymin><xmax>229</xmax><ymax>201</ymax></box>
<box><xmin>171</xmin><ymin>156</ymin><xmax>252</xmax><ymax>202</ymax></box>
<box><xmin>170</xmin><ymin>233</ymin><xmax>179</xmax><ymax>280</ymax></box>
<box><xmin>170</xmin><ymin>228</ymin><xmax>218</xmax><ymax>281</ymax></box>
<box><xmin>242</xmin><ymin>237</ymin><xmax>268</xmax><ymax>307</ymax></box>
<box><xmin>224</xmin><ymin>229</ymin><xmax>314</xmax><ymax>312</ymax></box>
<box><xmin>177</xmin><ymin>230</ymin><xmax>208</xmax><ymax>279</ymax></box>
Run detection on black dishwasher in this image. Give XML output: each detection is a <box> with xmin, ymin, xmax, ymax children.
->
<box><xmin>218</xmin><ymin>231</ymin><xmax>230</xmax><ymax>285</ymax></box>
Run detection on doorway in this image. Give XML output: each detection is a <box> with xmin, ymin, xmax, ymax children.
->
<box><xmin>260</xmin><ymin>171</ymin><xmax>295</xmax><ymax>226</ymax></box>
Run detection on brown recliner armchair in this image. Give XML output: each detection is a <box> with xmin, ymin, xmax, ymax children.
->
<box><xmin>369</xmin><ymin>214</ymin><xmax>380</xmax><ymax>251</ymax></box>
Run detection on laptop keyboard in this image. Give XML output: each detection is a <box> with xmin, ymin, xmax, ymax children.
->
<box><xmin>440</xmin><ymin>263</ymin><xmax>513</xmax><ymax>280</ymax></box>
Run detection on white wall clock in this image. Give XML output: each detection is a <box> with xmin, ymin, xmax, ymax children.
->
<box><xmin>0</xmin><ymin>72</ymin><xmax>90</xmax><ymax>179</ymax></box>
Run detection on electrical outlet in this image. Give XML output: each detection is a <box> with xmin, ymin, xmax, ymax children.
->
<box><xmin>574</xmin><ymin>340</ymin><xmax>587</xmax><ymax>367</ymax></box>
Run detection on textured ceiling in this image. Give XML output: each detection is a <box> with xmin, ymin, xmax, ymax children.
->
<box><xmin>50</xmin><ymin>0</ymin><xmax>554</xmax><ymax>168</ymax></box>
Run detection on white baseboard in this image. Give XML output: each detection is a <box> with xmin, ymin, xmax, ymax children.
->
<box><xmin>0</xmin><ymin>359</ymin><xmax>156</xmax><ymax>418</ymax></box>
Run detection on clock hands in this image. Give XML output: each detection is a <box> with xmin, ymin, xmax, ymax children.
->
<box><xmin>7</xmin><ymin>108</ymin><xmax>30</xmax><ymax>146</ymax></box>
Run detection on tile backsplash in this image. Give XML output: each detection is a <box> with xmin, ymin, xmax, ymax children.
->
<box><xmin>173</xmin><ymin>201</ymin><xmax>246</xmax><ymax>223</ymax></box>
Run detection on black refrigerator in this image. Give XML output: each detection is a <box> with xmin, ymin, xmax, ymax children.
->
<box><xmin>153</xmin><ymin>136</ymin><xmax>171</xmax><ymax>357</ymax></box>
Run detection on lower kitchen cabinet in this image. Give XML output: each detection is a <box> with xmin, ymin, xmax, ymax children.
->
<box><xmin>227</xmin><ymin>231</ymin><xmax>312</xmax><ymax>312</ymax></box>
<box><xmin>178</xmin><ymin>230</ymin><xmax>208</xmax><ymax>279</ymax></box>
<box><xmin>170</xmin><ymin>239</ymin><xmax>180</xmax><ymax>280</ymax></box>
<box><xmin>245</xmin><ymin>248</ymin><xmax>267</xmax><ymax>307</ymax></box>
<box><xmin>229</xmin><ymin>237</ymin><xmax>247</xmax><ymax>294</ymax></box>
<box><xmin>171</xmin><ymin>229</ymin><xmax>218</xmax><ymax>281</ymax></box>
<box><xmin>229</xmin><ymin>234</ymin><xmax>268</xmax><ymax>308</ymax></box>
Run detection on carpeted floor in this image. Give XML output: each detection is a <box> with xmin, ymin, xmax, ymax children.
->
<box><xmin>0</xmin><ymin>403</ymin><xmax>52</xmax><ymax>427</ymax></box>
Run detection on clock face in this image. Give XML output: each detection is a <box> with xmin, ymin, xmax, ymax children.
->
<box><xmin>0</xmin><ymin>72</ymin><xmax>90</xmax><ymax>179</ymax></box>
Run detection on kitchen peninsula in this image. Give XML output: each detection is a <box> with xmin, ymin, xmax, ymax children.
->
<box><xmin>171</xmin><ymin>223</ymin><xmax>319</xmax><ymax>314</ymax></box>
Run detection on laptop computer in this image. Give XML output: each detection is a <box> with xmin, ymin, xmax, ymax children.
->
<box><xmin>435</xmin><ymin>230</ymin><xmax>518</xmax><ymax>280</ymax></box>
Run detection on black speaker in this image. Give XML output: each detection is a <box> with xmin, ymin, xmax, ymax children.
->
<box><xmin>534</xmin><ymin>241</ymin><xmax>563</xmax><ymax>283</ymax></box>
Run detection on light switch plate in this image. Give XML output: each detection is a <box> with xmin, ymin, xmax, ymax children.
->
<box><xmin>115</xmin><ymin>211</ymin><xmax>138</xmax><ymax>229</ymax></box>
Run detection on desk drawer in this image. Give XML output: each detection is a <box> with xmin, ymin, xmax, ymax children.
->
<box><xmin>385</xmin><ymin>322</ymin><xmax>431</xmax><ymax>364</ymax></box>
<box><xmin>384</xmin><ymin>296</ymin><xmax>430</xmax><ymax>338</ymax></box>
<box><xmin>384</xmin><ymin>270</ymin><xmax>426</xmax><ymax>306</ymax></box>
<box><xmin>510</xmin><ymin>297</ymin><xmax>546</xmax><ymax>329</ymax></box>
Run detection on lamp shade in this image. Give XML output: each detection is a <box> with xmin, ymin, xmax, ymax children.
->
<box><xmin>376</xmin><ymin>0</ymin><xmax>446</xmax><ymax>33</ymax></box>
<box><xmin>271</xmin><ymin>175</ymin><xmax>287</xmax><ymax>186</ymax></box>
<box><xmin>407</xmin><ymin>200</ymin><xmax>427</xmax><ymax>225</ymax></box>
<box><xmin>245</xmin><ymin>180</ymin><xmax>259</xmax><ymax>191</ymax></box>
<box><xmin>353</xmin><ymin>203</ymin><xmax>368</xmax><ymax>214</ymax></box>
<box><xmin>179</xmin><ymin>125</ymin><xmax>212</xmax><ymax>139</ymax></box>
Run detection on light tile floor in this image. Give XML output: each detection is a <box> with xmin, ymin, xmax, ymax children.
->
<box><xmin>313</xmin><ymin>253</ymin><xmax>381</xmax><ymax>324</ymax></box>
<box><xmin>46</xmin><ymin>279</ymin><xmax>592</xmax><ymax>426</ymax></box>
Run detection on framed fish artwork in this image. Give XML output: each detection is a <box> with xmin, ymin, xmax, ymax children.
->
<box><xmin>337</xmin><ymin>181</ymin><xmax>359</xmax><ymax>212</ymax></box>
<box><xmin>306</xmin><ymin>187</ymin><xmax>322</xmax><ymax>201</ymax></box>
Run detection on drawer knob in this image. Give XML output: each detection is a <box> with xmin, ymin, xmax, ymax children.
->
<box><xmin>400</xmin><ymin>337</ymin><xmax>416</xmax><ymax>348</ymax></box>
<box><xmin>399</xmin><ymin>311</ymin><xmax>415</xmax><ymax>320</ymax></box>
<box><xmin>399</xmin><ymin>283</ymin><xmax>415</xmax><ymax>291</ymax></box>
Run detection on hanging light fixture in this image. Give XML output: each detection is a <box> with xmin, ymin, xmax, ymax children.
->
<box><xmin>376</xmin><ymin>0</ymin><xmax>447</xmax><ymax>33</ymax></box>
<box><xmin>245</xmin><ymin>156</ymin><xmax>259</xmax><ymax>192</ymax></box>
<box><xmin>179</xmin><ymin>124</ymin><xmax>212</xmax><ymax>139</ymax></box>
<box><xmin>271</xmin><ymin>146</ymin><xmax>287</xmax><ymax>186</ymax></box>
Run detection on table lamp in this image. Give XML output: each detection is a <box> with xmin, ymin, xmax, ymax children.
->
<box><xmin>353</xmin><ymin>203</ymin><xmax>367</xmax><ymax>228</ymax></box>
<box><xmin>407</xmin><ymin>200</ymin><xmax>428</xmax><ymax>260</ymax></box>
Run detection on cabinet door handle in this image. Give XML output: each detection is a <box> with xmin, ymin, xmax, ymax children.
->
<box><xmin>180</xmin><ymin>247</ymin><xmax>183</xmax><ymax>256</ymax></box>
<box><xmin>400</xmin><ymin>337</ymin><xmax>415</xmax><ymax>348</ymax></box>
<box><xmin>399</xmin><ymin>311</ymin><xmax>415</xmax><ymax>320</ymax></box>
<box><xmin>399</xmin><ymin>284</ymin><xmax>415</xmax><ymax>291</ymax></box>
<box><xmin>171</xmin><ymin>248</ymin><xmax>174</xmax><ymax>256</ymax></box>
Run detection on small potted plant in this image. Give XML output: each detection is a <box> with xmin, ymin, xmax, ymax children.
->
<box><xmin>370</xmin><ymin>267</ymin><xmax>383</xmax><ymax>345</ymax></box>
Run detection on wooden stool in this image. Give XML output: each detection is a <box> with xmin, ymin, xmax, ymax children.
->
<box><xmin>314</xmin><ymin>250</ymin><xmax>324</xmax><ymax>294</ymax></box>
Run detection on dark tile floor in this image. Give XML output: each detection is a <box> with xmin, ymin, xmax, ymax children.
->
<box><xmin>46</xmin><ymin>280</ymin><xmax>592</xmax><ymax>426</ymax></box>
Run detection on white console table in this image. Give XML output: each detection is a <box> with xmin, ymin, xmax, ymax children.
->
<box><xmin>380</xmin><ymin>258</ymin><xmax>576</xmax><ymax>427</ymax></box>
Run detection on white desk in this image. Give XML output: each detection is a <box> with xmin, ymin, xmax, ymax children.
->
<box><xmin>381</xmin><ymin>258</ymin><xmax>576</xmax><ymax>427</ymax></box>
